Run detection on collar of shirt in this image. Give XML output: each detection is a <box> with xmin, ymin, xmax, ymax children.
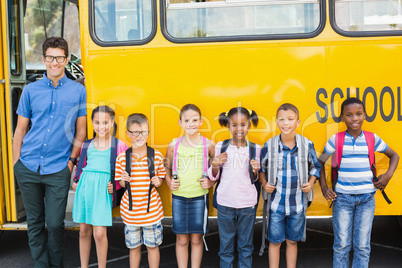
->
<box><xmin>228</xmin><ymin>140</ymin><xmax>249</xmax><ymax>150</ymax></box>
<box><xmin>278</xmin><ymin>135</ymin><xmax>298</xmax><ymax>154</ymax></box>
<box><xmin>42</xmin><ymin>72</ymin><xmax>69</xmax><ymax>88</ymax></box>
<box><xmin>345</xmin><ymin>130</ymin><xmax>364</xmax><ymax>140</ymax></box>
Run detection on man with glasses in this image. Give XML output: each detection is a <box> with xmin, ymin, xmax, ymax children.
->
<box><xmin>13</xmin><ymin>37</ymin><xmax>87</xmax><ymax>268</ymax></box>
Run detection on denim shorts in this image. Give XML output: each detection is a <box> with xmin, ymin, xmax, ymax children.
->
<box><xmin>172</xmin><ymin>194</ymin><xmax>209</xmax><ymax>234</ymax></box>
<box><xmin>124</xmin><ymin>222</ymin><xmax>163</xmax><ymax>249</ymax></box>
<box><xmin>268</xmin><ymin>209</ymin><xmax>305</xmax><ymax>243</ymax></box>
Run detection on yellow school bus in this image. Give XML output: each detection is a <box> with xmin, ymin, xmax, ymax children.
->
<box><xmin>1</xmin><ymin>0</ymin><xmax>402</xmax><ymax>229</ymax></box>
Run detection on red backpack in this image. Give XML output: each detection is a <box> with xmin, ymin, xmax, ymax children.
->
<box><xmin>331</xmin><ymin>131</ymin><xmax>391</xmax><ymax>204</ymax></box>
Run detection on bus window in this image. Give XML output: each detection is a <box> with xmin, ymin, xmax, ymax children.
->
<box><xmin>9</xmin><ymin>0</ymin><xmax>22</xmax><ymax>76</ymax></box>
<box><xmin>91</xmin><ymin>0</ymin><xmax>155</xmax><ymax>44</ymax></box>
<box><xmin>24</xmin><ymin>0</ymin><xmax>62</xmax><ymax>70</ymax></box>
<box><xmin>62</xmin><ymin>1</ymin><xmax>81</xmax><ymax>62</ymax></box>
<box><xmin>332</xmin><ymin>0</ymin><xmax>402</xmax><ymax>35</ymax></box>
<box><xmin>163</xmin><ymin>0</ymin><xmax>322</xmax><ymax>42</ymax></box>
<box><xmin>23</xmin><ymin>0</ymin><xmax>80</xmax><ymax>70</ymax></box>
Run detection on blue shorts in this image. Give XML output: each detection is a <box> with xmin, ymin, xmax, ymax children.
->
<box><xmin>124</xmin><ymin>222</ymin><xmax>163</xmax><ymax>249</ymax></box>
<box><xmin>268</xmin><ymin>209</ymin><xmax>305</xmax><ymax>243</ymax></box>
<box><xmin>172</xmin><ymin>194</ymin><xmax>209</xmax><ymax>234</ymax></box>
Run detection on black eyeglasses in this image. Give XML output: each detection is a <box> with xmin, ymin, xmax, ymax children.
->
<box><xmin>127</xmin><ymin>130</ymin><xmax>150</xmax><ymax>137</ymax></box>
<box><xmin>44</xmin><ymin>55</ymin><xmax>67</xmax><ymax>63</ymax></box>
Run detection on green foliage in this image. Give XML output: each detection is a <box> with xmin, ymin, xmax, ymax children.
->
<box><xmin>24</xmin><ymin>0</ymin><xmax>63</xmax><ymax>66</ymax></box>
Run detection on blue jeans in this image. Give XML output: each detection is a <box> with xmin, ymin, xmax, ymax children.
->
<box><xmin>333</xmin><ymin>192</ymin><xmax>375</xmax><ymax>268</ymax></box>
<box><xmin>217</xmin><ymin>204</ymin><xmax>256</xmax><ymax>268</ymax></box>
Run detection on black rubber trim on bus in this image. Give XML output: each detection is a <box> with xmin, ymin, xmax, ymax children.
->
<box><xmin>10</xmin><ymin>2</ymin><xmax>22</xmax><ymax>77</ymax></box>
<box><xmin>88</xmin><ymin>0</ymin><xmax>157</xmax><ymax>47</ymax></box>
<box><xmin>329</xmin><ymin>0</ymin><xmax>402</xmax><ymax>37</ymax></box>
<box><xmin>160</xmin><ymin>0</ymin><xmax>326</xmax><ymax>44</ymax></box>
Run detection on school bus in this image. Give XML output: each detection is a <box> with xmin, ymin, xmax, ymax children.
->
<box><xmin>1</xmin><ymin>0</ymin><xmax>402</xmax><ymax>230</ymax></box>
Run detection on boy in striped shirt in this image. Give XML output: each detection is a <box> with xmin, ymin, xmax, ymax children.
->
<box><xmin>115</xmin><ymin>113</ymin><xmax>166</xmax><ymax>268</ymax></box>
<box><xmin>319</xmin><ymin>98</ymin><xmax>399</xmax><ymax>268</ymax></box>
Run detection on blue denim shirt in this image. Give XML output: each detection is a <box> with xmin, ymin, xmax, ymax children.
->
<box><xmin>17</xmin><ymin>73</ymin><xmax>87</xmax><ymax>175</ymax></box>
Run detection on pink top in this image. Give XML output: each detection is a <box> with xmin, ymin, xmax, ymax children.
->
<box><xmin>208</xmin><ymin>141</ymin><xmax>261</xmax><ymax>209</ymax></box>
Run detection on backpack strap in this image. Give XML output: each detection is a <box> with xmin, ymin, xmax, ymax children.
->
<box><xmin>125</xmin><ymin>147</ymin><xmax>133</xmax><ymax>211</ymax></box>
<box><xmin>296</xmin><ymin>135</ymin><xmax>309</xmax><ymax>185</ymax></box>
<box><xmin>268</xmin><ymin>136</ymin><xmax>280</xmax><ymax>186</ymax></box>
<box><xmin>218</xmin><ymin>139</ymin><xmax>231</xmax><ymax>180</ymax></box>
<box><xmin>74</xmin><ymin>139</ymin><xmax>93</xmax><ymax>183</ymax></box>
<box><xmin>363</xmin><ymin>131</ymin><xmax>375</xmax><ymax>175</ymax></box>
<box><xmin>259</xmin><ymin>135</ymin><xmax>279</xmax><ymax>256</ymax></box>
<box><xmin>364</xmin><ymin>131</ymin><xmax>392</xmax><ymax>204</ymax></box>
<box><xmin>212</xmin><ymin>139</ymin><xmax>231</xmax><ymax>209</ymax></box>
<box><xmin>146</xmin><ymin>146</ymin><xmax>155</xmax><ymax>213</ymax></box>
<box><xmin>202</xmin><ymin>136</ymin><xmax>208</xmax><ymax>178</ymax></box>
<box><xmin>331</xmin><ymin>131</ymin><xmax>346</xmax><ymax>190</ymax></box>
<box><xmin>201</xmin><ymin>136</ymin><xmax>209</xmax><ymax>251</ymax></box>
<box><xmin>172</xmin><ymin>137</ymin><xmax>183</xmax><ymax>180</ymax></box>
<box><xmin>249</xmin><ymin>142</ymin><xmax>261</xmax><ymax>203</ymax></box>
<box><xmin>248</xmin><ymin>142</ymin><xmax>256</xmax><ymax>184</ymax></box>
<box><xmin>110</xmin><ymin>137</ymin><xmax>120</xmax><ymax>208</ymax></box>
<box><xmin>296</xmin><ymin>135</ymin><xmax>312</xmax><ymax>242</ymax></box>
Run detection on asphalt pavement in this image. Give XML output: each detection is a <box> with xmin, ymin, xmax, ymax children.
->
<box><xmin>0</xmin><ymin>216</ymin><xmax>402</xmax><ymax>267</ymax></box>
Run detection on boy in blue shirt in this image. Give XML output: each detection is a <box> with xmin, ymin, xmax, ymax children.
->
<box><xmin>319</xmin><ymin>98</ymin><xmax>399</xmax><ymax>268</ymax></box>
<box><xmin>260</xmin><ymin>103</ymin><xmax>321</xmax><ymax>268</ymax></box>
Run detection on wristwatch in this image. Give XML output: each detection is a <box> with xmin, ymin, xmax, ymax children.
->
<box><xmin>68</xmin><ymin>157</ymin><xmax>78</xmax><ymax>165</ymax></box>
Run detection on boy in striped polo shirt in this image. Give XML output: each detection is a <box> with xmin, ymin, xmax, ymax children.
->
<box><xmin>115</xmin><ymin>113</ymin><xmax>166</xmax><ymax>268</ymax></box>
<box><xmin>319</xmin><ymin>98</ymin><xmax>399</xmax><ymax>268</ymax></box>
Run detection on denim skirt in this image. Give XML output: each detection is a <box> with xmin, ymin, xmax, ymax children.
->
<box><xmin>172</xmin><ymin>194</ymin><xmax>209</xmax><ymax>234</ymax></box>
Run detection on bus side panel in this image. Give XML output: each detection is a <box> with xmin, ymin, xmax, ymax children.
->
<box><xmin>85</xmin><ymin>43</ymin><xmax>330</xmax><ymax>216</ymax></box>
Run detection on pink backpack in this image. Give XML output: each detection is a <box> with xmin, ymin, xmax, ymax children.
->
<box><xmin>331</xmin><ymin>131</ymin><xmax>391</xmax><ymax>204</ymax></box>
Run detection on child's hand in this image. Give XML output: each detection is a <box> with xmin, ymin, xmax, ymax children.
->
<box><xmin>199</xmin><ymin>177</ymin><xmax>211</xmax><ymax>189</ymax></box>
<box><xmin>170</xmin><ymin>177</ymin><xmax>180</xmax><ymax>191</ymax></box>
<box><xmin>151</xmin><ymin>176</ymin><xmax>163</xmax><ymax>188</ymax></box>
<box><xmin>301</xmin><ymin>182</ymin><xmax>313</xmax><ymax>193</ymax></box>
<box><xmin>107</xmin><ymin>181</ymin><xmax>113</xmax><ymax>194</ymax></box>
<box><xmin>263</xmin><ymin>183</ymin><xmax>276</xmax><ymax>193</ymax></box>
<box><xmin>211</xmin><ymin>152</ymin><xmax>228</xmax><ymax>168</ymax></box>
<box><xmin>72</xmin><ymin>182</ymin><xmax>77</xmax><ymax>191</ymax></box>
<box><xmin>250</xmin><ymin>159</ymin><xmax>258</xmax><ymax>174</ymax></box>
<box><xmin>374</xmin><ymin>173</ymin><xmax>391</xmax><ymax>191</ymax></box>
<box><xmin>118</xmin><ymin>171</ymin><xmax>131</xmax><ymax>188</ymax></box>
<box><xmin>321</xmin><ymin>186</ymin><xmax>337</xmax><ymax>201</ymax></box>
<box><xmin>120</xmin><ymin>171</ymin><xmax>130</xmax><ymax>183</ymax></box>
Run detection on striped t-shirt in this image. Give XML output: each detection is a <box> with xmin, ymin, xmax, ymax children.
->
<box><xmin>115</xmin><ymin>149</ymin><xmax>166</xmax><ymax>226</ymax></box>
<box><xmin>324</xmin><ymin>131</ymin><xmax>388</xmax><ymax>194</ymax></box>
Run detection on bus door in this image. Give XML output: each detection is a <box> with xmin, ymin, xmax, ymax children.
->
<box><xmin>0</xmin><ymin>1</ymin><xmax>7</xmax><ymax>226</ymax></box>
<box><xmin>0</xmin><ymin>0</ymin><xmax>27</xmax><ymax>225</ymax></box>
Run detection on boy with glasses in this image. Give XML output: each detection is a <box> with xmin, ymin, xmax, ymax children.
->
<box><xmin>115</xmin><ymin>113</ymin><xmax>166</xmax><ymax>268</ymax></box>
